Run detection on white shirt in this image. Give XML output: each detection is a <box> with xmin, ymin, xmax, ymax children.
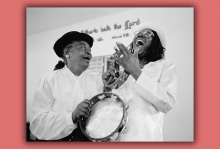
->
<box><xmin>30</xmin><ymin>59</ymin><xmax>177</xmax><ymax>141</ymax></box>
<box><xmin>112</xmin><ymin>59</ymin><xmax>177</xmax><ymax>141</ymax></box>
<box><xmin>29</xmin><ymin>65</ymin><xmax>103</xmax><ymax>140</ymax></box>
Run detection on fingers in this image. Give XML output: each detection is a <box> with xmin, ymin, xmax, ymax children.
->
<box><xmin>76</xmin><ymin>100</ymin><xmax>92</xmax><ymax>117</ymax></box>
<box><xmin>103</xmin><ymin>69</ymin><xmax>116</xmax><ymax>85</ymax></box>
<box><xmin>77</xmin><ymin>110</ymin><xmax>90</xmax><ymax>117</ymax></box>
<box><xmin>75</xmin><ymin>109</ymin><xmax>89</xmax><ymax>118</ymax></box>
<box><xmin>113</xmin><ymin>56</ymin><xmax>123</xmax><ymax>66</ymax></box>
<box><xmin>80</xmin><ymin>102</ymin><xmax>90</xmax><ymax>110</ymax></box>
<box><xmin>109</xmin><ymin>69</ymin><xmax>115</xmax><ymax>76</ymax></box>
<box><xmin>81</xmin><ymin>99</ymin><xmax>92</xmax><ymax>109</ymax></box>
<box><xmin>133</xmin><ymin>47</ymin><xmax>139</xmax><ymax>58</ymax></box>
<box><xmin>115</xmin><ymin>42</ymin><xmax>129</xmax><ymax>58</ymax></box>
<box><xmin>82</xmin><ymin>99</ymin><xmax>91</xmax><ymax>105</ymax></box>
<box><xmin>102</xmin><ymin>69</ymin><xmax>115</xmax><ymax>82</ymax></box>
<box><xmin>109</xmin><ymin>64</ymin><xmax>114</xmax><ymax>70</ymax></box>
<box><xmin>107</xmin><ymin>68</ymin><xmax>115</xmax><ymax>77</ymax></box>
<box><xmin>113</xmin><ymin>46</ymin><xmax>122</xmax><ymax>57</ymax></box>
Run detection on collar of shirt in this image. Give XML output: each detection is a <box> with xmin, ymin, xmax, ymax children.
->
<box><xmin>63</xmin><ymin>65</ymin><xmax>85</xmax><ymax>81</ymax></box>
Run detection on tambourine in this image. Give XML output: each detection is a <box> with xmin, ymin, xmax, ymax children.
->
<box><xmin>104</xmin><ymin>44</ymin><xmax>134</xmax><ymax>90</ymax></box>
<box><xmin>79</xmin><ymin>92</ymin><xmax>128</xmax><ymax>142</ymax></box>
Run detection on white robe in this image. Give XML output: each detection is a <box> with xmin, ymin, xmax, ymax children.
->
<box><xmin>30</xmin><ymin>59</ymin><xmax>177</xmax><ymax>141</ymax></box>
<box><xmin>29</xmin><ymin>66</ymin><xmax>103</xmax><ymax>140</ymax></box>
<box><xmin>112</xmin><ymin>59</ymin><xmax>177</xmax><ymax>141</ymax></box>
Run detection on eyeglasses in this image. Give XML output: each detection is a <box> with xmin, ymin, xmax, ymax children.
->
<box><xmin>134</xmin><ymin>28</ymin><xmax>154</xmax><ymax>38</ymax></box>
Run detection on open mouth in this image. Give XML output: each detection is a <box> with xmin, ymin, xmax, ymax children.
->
<box><xmin>135</xmin><ymin>39</ymin><xmax>145</xmax><ymax>47</ymax></box>
<box><xmin>83</xmin><ymin>56</ymin><xmax>91</xmax><ymax>62</ymax></box>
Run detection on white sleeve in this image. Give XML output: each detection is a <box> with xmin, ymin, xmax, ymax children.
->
<box><xmin>94</xmin><ymin>75</ymin><xmax>104</xmax><ymax>93</ymax></box>
<box><xmin>29</xmin><ymin>74</ymin><xmax>77</xmax><ymax>140</ymax></box>
<box><xmin>133</xmin><ymin>61</ymin><xmax>177</xmax><ymax>113</ymax></box>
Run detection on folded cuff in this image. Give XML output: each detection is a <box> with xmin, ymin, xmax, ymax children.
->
<box><xmin>66</xmin><ymin>112</ymin><xmax>76</xmax><ymax>127</ymax></box>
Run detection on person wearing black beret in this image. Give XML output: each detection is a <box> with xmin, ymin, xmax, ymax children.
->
<box><xmin>29</xmin><ymin>31</ymin><xmax>103</xmax><ymax>141</ymax></box>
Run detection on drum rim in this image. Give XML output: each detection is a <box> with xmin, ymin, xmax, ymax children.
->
<box><xmin>105</xmin><ymin>71</ymin><xmax>129</xmax><ymax>89</ymax></box>
<box><xmin>79</xmin><ymin>92</ymin><xmax>127</xmax><ymax>142</ymax></box>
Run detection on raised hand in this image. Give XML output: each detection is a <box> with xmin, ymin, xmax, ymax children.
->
<box><xmin>112</xmin><ymin>42</ymin><xmax>142</xmax><ymax>80</ymax></box>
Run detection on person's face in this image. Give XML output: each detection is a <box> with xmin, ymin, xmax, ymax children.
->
<box><xmin>132</xmin><ymin>28</ymin><xmax>154</xmax><ymax>54</ymax></box>
<box><xmin>68</xmin><ymin>41</ymin><xmax>92</xmax><ymax>70</ymax></box>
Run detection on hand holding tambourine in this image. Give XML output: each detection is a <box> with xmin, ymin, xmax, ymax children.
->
<box><xmin>72</xmin><ymin>99</ymin><xmax>92</xmax><ymax>123</ymax></box>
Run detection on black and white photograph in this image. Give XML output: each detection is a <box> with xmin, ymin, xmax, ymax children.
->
<box><xmin>26</xmin><ymin>7</ymin><xmax>193</xmax><ymax>142</ymax></box>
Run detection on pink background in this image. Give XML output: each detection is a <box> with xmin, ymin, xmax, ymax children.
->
<box><xmin>1</xmin><ymin>0</ymin><xmax>220</xmax><ymax>149</ymax></box>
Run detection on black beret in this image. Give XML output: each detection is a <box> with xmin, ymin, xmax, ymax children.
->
<box><xmin>53</xmin><ymin>31</ymin><xmax>93</xmax><ymax>58</ymax></box>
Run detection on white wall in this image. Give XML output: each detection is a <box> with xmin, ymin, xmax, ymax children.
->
<box><xmin>27</xmin><ymin>8</ymin><xmax>194</xmax><ymax>141</ymax></box>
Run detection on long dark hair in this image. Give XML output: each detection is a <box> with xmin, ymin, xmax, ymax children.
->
<box><xmin>129</xmin><ymin>29</ymin><xmax>166</xmax><ymax>65</ymax></box>
<box><xmin>54</xmin><ymin>60</ymin><xmax>65</xmax><ymax>71</ymax></box>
